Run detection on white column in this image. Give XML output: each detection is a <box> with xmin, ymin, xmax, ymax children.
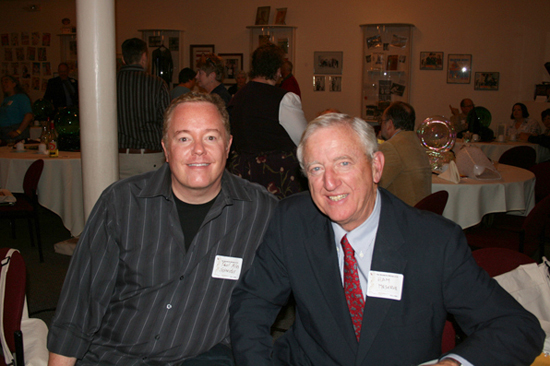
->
<box><xmin>76</xmin><ymin>0</ymin><xmax>118</xmax><ymax>221</ymax></box>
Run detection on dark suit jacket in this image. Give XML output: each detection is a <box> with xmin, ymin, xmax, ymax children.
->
<box><xmin>43</xmin><ymin>76</ymin><xmax>78</xmax><ymax>110</ymax></box>
<box><xmin>230</xmin><ymin>189</ymin><xmax>544</xmax><ymax>366</ymax></box>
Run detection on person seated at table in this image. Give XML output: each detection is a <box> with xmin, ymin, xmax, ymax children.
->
<box><xmin>449</xmin><ymin>98</ymin><xmax>474</xmax><ymax>133</ymax></box>
<box><xmin>0</xmin><ymin>75</ymin><xmax>33</xmax><ymax>144</ymax></box>
<box><xmin>528</xmin><ymin>108</ymin><xmax>550</xmax><ymax>149</ymax></box>
<box><xmin>43</xmin><ymin>63</ymin><xmax>79</xmax><ymax>111</ymax></box>
<box><xmin>509</xmin><ymin>102</ymin><xmax>541</xmax><ymax>140</ymax></box>
<box><xmin>378</xmin><ymin>101</ymin><xmax>432</xmax><ymax>206</ymax></box>
<box><xmin>230</xmin><ymin>111</ymin><xmax>545</xmax><ymax>366</ymax></box>
<box><xmin>170</xmin><ymin>67</ymin><xmax>196</xmax><ymax>100</ymax></box>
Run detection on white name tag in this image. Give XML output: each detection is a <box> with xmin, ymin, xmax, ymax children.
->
<box><xmin>211</xmin><ymin>255</ymin><xmax>243</xmax><ymax>280</ymax></box>
<box><xmin>367</xmin><ymin>270</ymin><xmax>404</xmax><ymax>301</ymax></box>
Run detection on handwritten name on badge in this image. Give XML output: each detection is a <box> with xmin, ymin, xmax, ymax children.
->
<box><xmin>212</xmin><ymin>255</ymin><xmax>243</xmax><ymax>280</ymax></box>
<box><xmin>367</xmin><ymin>271</ymin><xmax>404</xmax><ymax>301</ymax></box>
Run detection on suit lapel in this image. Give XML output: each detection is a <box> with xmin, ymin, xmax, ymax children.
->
<box><xmin>356</xmin><ymin>193</ymin><xmax>408</xmax><ymax>364</ymax></box>
<box><xmin>303</xmin><ymin>216</ymin><xmax>359</xmax><ymax>353</ymax></box>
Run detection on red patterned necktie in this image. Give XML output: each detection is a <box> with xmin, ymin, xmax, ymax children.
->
<box><xmin>341</xmin><ymin>234</ymin><xmax>364</xmax><ymax>341</ymax></box>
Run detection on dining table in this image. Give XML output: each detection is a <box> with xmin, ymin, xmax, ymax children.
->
<box><xmin>431</xmin><ymin>163</ymin><xmax>535</xmax><ymax>229</ymax></box>
<box><xmin>453</xmin><ymin>138</ymin><xmax>550</xmax><ymax>164</ymax></box>
<box><xmin>0</xmin><ymin>145</ymin><xmax>84</xmax><ymax>237</ymax></box>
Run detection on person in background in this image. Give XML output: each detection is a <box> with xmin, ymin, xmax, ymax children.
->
<box><xmin>279</xmin><ymin>60</ymin><xmax>301</xmax><ymax>98</ymax></box>
<box><xmin>449</xmin><ymin>98</ymin><xmax>474</xmax><ymax>133</ymax></box>
<box><xmin>43</xmin><ymin>63</ymin><xmax>78</xmax><ymax>111</ymax></box>
<box><xmin>0</xmin><ymin>75</ymin><xmax>32</xmax><ymax>143</ymax></box>
<box><xmin>228</xmin><ymin>70</ymin><xmax>247</xmax><ymax>96</ymax></box>
<box><xmin>117</xmin><ymin>38</ymin><xmax>170</xmax><ymax>179</ymax></box>
<box><xmin>509</xmin><ymin>102</ymin><xmax>541</xmax><ymax>140</ymax></box>
<box><xmin>195</xmin><ymin>53</ymin><xmax>231</xmax><ymax>106</ymax></box>
<box><xmin>47</xmin><ymin>92</ymin><xmax>278</xmax><ymax>366</ymax></box>
<box><xmin>378</xmin><ymin>101</ymin><xmax>431</xmax><ymax>206</ymax></box>
<box><xmin>228</xmin><ymin>43</ymin><xmax>307</xmax><ymax>199</ymax></box>
<box><xmin>230</xmin><ymin>112</ymin><xmax>545</xmax><ymax>366</ymax></box>
<box><xmin>171</xmin><ymin>67</ymin><xmax>196</xmax><ymax>101</ymax></box>
<box><xmin>528</xmin><ymin>108</ymin><xmax>550</xmax><ymax>149</ymax></box>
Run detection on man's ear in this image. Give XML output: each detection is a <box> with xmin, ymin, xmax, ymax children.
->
<box><xmin>371</xmin><ymin>151</ymin><xmax>385</xmax><ymax>184</ymax></box>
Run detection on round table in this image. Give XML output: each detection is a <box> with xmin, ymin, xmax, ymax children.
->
<box><xmin>453</xmin><ymin>139</ymin><xmax>550</xmax><ymax>164</ymax></box>
<box><xmin>431</xmin><ymin>164</ymin><xmax>535</xmax><ymax>229</ymax></box>
<box><xmin>0</xmin><ymin>145</ymin><xmax>84</xmax><ymax>236</ymax></box>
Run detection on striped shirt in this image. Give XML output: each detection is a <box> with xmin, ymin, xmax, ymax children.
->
<box><xmin>117</xmin><ymin>65</ymin><xmax>170</xmax><ymax>150</ymax></box>
<box><xmin>47</xmin><ymin>165</ymin><xmax>278</xmax><ymax>365</ymax></box>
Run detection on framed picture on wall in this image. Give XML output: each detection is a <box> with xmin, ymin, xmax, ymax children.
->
<box><xmin>447</xmin><ymin>54</ymin><xmax>472</xmax><ymax>84</ymax></box>
<box><xmin>190</xmin><ymin>44</ymin><xmax>215</xmax><ymax>68</ymax></box>
<box><xmin>313</xmin><ymin>51</ymin><xmax>343</xmax><ymax>74</ymax></box>
<box><xmin>474</xmin><ymin>72</ymin><xmax>499</xmax><ymax>91</ymax></box>
<box><xmin>219</xmin><ymin>53</ymin><xmax>243</xmax><ymax>84</ymax></box>
<box><xmin>419</xmin><ymin>52</ymin><xmax>443</xmax><ymax>70</ymax></box>
<box><xmin>274</xmin><ymin>8</ymin><xmax>287</xmax><ymax>25</ymax></box>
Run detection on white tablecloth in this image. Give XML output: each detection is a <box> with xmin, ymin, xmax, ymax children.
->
<box><xmin>0</xmin><ymin>146</ymin><xmax>84</xmax><ymax>236</ymax></box>
<box><xmin>432</xmin><ymin>164</ymin><xmax>535</xmax><ymax>229</ymax></box>
<box><xmin>453</xmin><ymin>139</ymin><xmax>550</xmax><ymax>164</ymax></box>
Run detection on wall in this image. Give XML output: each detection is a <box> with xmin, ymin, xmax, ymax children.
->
<box><xmin>1</xmin><ymin>0</ymin><xmax>549</xmax><ymax>128</ymax></box>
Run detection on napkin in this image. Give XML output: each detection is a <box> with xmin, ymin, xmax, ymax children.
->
<box><xmin>438</xmin><ymin>161</ymin><xmax>460</xmax><ymax>183</ymax></box>
<box><xmin>455</xmin><ymin>144</ymin><xmax>501</xmax><ymax>180</ymax></box>
<box><xmin>0</xmin><ymin>189</ymin><xmax>16</xmax><ymax>205</ymax></box>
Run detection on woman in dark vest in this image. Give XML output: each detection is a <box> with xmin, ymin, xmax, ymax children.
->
<box><xmin>227</xmin><ymin>43</ymin><xmax>307</xmax><ymax>199</ymax></box>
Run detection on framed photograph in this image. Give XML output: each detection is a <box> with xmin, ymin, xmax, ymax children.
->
<box><xmin>313</xmin><ymin>76</ymin><xmax>325</xmax><ymax>91</ymax></box>
<box><xmin>255</xmin><ymin>6</ymin><xmax>270</xmax><ymax>25</ymax></box>
<box><xmin>447</xmin><ymin>54</ymin><xmax>472</xmax><ymax>84</ymax></box>
<box><xmin>274</xmin><ymin>8</ymin><xmax>287</xmax><ymax>25</ymax></box>
<box><xmin>314</xmin><ymin>51</ymin><xmax>343</xmax><ymax>75</ymax></box>
<box><xmin>219</xmin><ymin>53</ymin><xmax>243</xmax><ymax>84</ymax></box>
<box><xmin>328</xmin><ymin>76</ymin><xmax>341</xmax><ymax>92</ymax></box>
<box><xmin>474</xmin><ymin>72</ymin><xmax>499</xmax><ymax>91</ymax></box>
<box><xmin>420</xmin><ymin>52</ymin><xmax>443</xmax><ymax>70</ymax></box>
<box><xmin>190</xmin><ymin>44</ymin><xmax>215</xmax><ymax>68</ymax></box>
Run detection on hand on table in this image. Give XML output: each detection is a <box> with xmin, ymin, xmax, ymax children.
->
<box><xmin>7</xmin><ymin>130</ymin><xmax>20</xmax><ymax>139</ymax></box>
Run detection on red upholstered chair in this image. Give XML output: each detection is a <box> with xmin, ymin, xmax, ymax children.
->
<box><xmin>471</xmin><ymin>247</ymin><xmax>536</xmax><ymax>277</ymax></box>
<box><xmin>498</xmin><ymin>145</ymin><xmax>536</xmax><ymax>170</ymax></box>
<box><xmin>464</xmin><ymin>195</ymin><xmax>550</xmax><ymax>260</ymax></box>
<box><xmin>0</xmin><ymin>248</ymin><xmax>26</xmax><ymax>366</ymax></box>
<box><xmin>529</xmin><ymin>161</ymin><xmax>550</xmax><ymax>204</ymax></box>
<box><xmin>0</xmin><ymin>159</ymin><xmax>44</xmax><ymax>262</ymax></box>
<box><xmin>414</xmin><ymin>191</ymin><xmax>449</xmax><ymax>216</ymax></box>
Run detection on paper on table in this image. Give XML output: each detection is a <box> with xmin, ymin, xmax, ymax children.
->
<box><xmin>0</xmin><ymin>189</ymin><xmax>16</xmax><ymax>205</ymax></box>
<box><xmin>438</xmin><ymin>161</ymin><xmax>460</xmax><ymax>184</ymax></box>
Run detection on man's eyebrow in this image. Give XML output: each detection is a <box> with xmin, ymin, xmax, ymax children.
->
<box><xmin>173</xmin><ymin>128</ymin><xmax>222</xmax><ymax>135</ymax></box>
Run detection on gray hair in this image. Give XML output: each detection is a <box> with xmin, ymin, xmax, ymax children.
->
<box><xmin>296</xmin><ymin>113</ymin><xmax>378</xmax><ymax>173</ymax></box>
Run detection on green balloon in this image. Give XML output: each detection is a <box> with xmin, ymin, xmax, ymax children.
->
<box><xmin>32</xmin><ymin>98</ymin><xmax>55</xmax><ymax>121</ymax></box>
<box><xmin>467</xmin><ymin>106</ymin><xmax>492</xmax><ymax>128</ymax></box>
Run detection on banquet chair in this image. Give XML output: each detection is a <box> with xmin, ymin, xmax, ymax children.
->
<box><xmin>498</xmin><ymin>145</ymin><xmax>536</xmax><ymax>170</ymax></box>
<box><xmin>0</xmin><ymin>248</ymin><xmax>26</xmax><ymax>366</ymax></box>
<box><xmin>464</xmin><ymin>195</ymin><xmax>550</xmax><ymax>260</ymax></box>
<box><xmin>414</xmin><ymin>191</ymin><xmax>449</xmax><ymax>215</ymax></box>
<box><xmin>471</xmin><ymin>247</ymin><xmax>536</xmax><ymax>277</ymax></box>
<box><xmin>529</xmin><ymin>161</ymin><xmax>550</xmax><ymax>203</ymax></box>
<box><xmin>0</xmin><ymin>248</ymin><xmax>49</xmax><ymax>366</ymax></box>
<box><xmin>0</xmin><ymin>159</ymin><xmax>44</xmax><ymax>262</ymax></box>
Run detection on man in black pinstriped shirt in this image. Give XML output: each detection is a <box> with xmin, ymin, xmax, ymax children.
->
<box><xmin>117</xmin><ymin>38</ymin><xmax>170</xmax><ymax>180</ymax></box>
<box><xmin>47</xmin><ymin>92</ymin><xmax>278</xmax><ymax>365</ymax></box>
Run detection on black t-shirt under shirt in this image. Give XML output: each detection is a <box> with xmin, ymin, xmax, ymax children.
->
<box><xmin>173</xmin><ymin>192</ymin><xmax>217</xmax><ymax>251</ymax></box>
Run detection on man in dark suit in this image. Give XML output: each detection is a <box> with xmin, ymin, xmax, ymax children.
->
<box><xmin>230</xmin><ymin>112</ymin><xmax>545</xmax><ymax>366</ymax></box>
<box><xmin>43</xmin><ymin>63</ymin><xmax>78</xmax><ymax>110</ymax></box>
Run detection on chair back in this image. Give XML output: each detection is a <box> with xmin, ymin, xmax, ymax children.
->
<box><xmin>529</xmin><ymin>161</ymin><xmax>550</xmax><ymax>203</ymax></box>
<box><xmin>22</xmin><ymin>159</ymin><xmax>44</xmax><ymax>199</ymax></box>
<box><xmin>498</xmin><ymin>146</ymin><xmax>536</xmax><ymax>170</ymax></box>
<box><xmin>0</xmin><ymin>248</ymin><xmax>26</xmax><ymax>358</ymax></box>
<box><xmin>472</xmin><ymin>247</ymin><xmax>536</xmax><ymax>277</ymax></box>
<box><xmin>414</xmin><ymin>191</ymin><xmax>449</xmax><ymax>215</ymax></box>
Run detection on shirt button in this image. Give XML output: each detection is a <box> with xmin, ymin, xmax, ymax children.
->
<box><xmin>155</xmin><ymin>334</ymin><xmax>160</xmax><ymax>340</ymax></box>
<box><xmin>166</xmin><ymin>304</ymin><xmax>172</xmax><ymax>309</ymax></box>
<box><xmin>180</xmin><ymin>275</ymin><xmax>184</xmax><ymax>280</ymax></box>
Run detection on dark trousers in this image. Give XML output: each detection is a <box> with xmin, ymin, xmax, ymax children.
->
<box><xmin>180</xmin><ymin>344</ymin><xmax>234</xmax><ymax>366</ymax></box>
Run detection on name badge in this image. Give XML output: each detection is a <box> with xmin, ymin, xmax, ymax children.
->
<box><xmin>212</xmin><ymin>255</ymin><xmax>243</xmax><ymax>280</ymax></box>
<box><xmin>367</xmin><ymin>270</ymin><xmax>404</xmax><ymax>301</ymax></box>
